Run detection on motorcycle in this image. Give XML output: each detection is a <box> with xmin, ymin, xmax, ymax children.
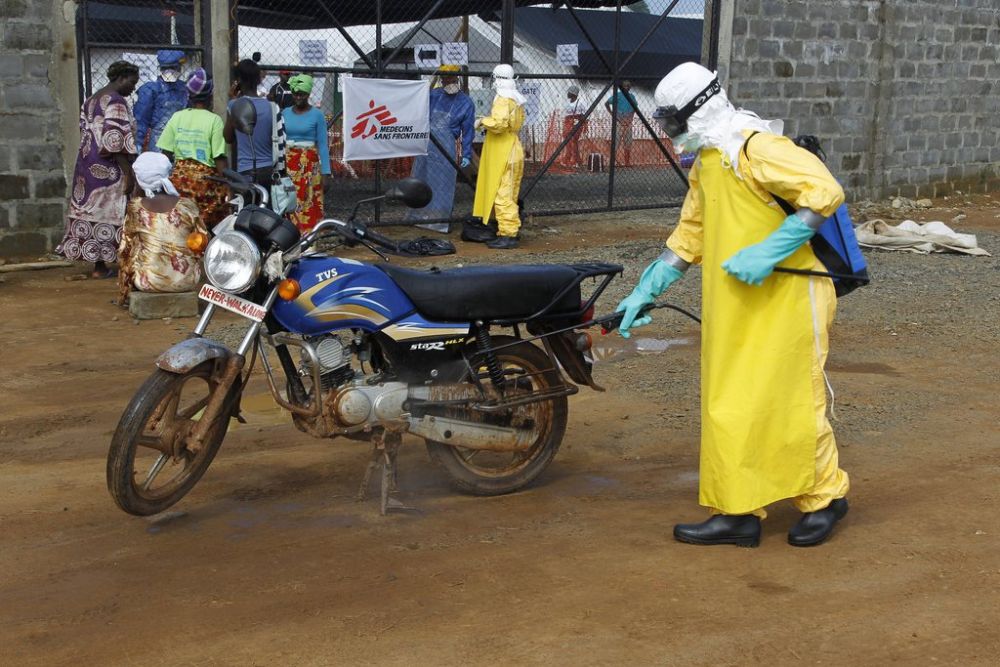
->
<box><xmin>107</xmin><ymin>99</ymin><xmax>623</xmax><ymax>516</ymax></box>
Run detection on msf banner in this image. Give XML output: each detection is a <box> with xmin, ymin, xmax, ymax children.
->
<box><xmin>343</xmin><ymin>78</ymin><xmax>430</xmax><ymax>161</ymax></box>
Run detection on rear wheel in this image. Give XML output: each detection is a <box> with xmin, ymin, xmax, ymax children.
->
<box><xmin>107</xmin><ymin>361</ymin><xmax>237</xmax><ymax>516</ymax></box>
<box><xmin>425</xmin><ymin>336</ymin><xmax>568</xmax><ymax>495</ymax></box>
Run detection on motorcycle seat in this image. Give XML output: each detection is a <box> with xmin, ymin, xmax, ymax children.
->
<box><xmin>375</xmin><ymin>263</ymin><xmax>584</xmax><ymax>322</ymax></box>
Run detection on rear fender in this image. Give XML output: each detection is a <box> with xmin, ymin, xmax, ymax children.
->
<box><xmin>542</xmin><ymin>332</ymin><xmax>605</xmax><ymax>392</ymax></box>
<box><xmin>156</xmin><ymin>338</ymin><xmax>234</xmax><ymax>374</ymax></box>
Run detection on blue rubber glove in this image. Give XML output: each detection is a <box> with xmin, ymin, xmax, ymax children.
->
<box><xmin>460</xmin><ymin>156</ymin><xmax>471</xmax><ymax>168</ymax></box>
<box><xmin>616</xmin><ymin>260</ymin><xmax>684</xmax><ymax>338</ymax></box>
<box><xmin>722</xmin><ymin>212</ymin><xmax>816</xmax><ymax>286</ymax></box>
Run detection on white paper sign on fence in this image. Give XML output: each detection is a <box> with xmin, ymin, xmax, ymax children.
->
<box><xmin>518</xmin><ymin>82</ymin><xmax>542</xmax><ymax>125</ymax></box>
<box><xmin>469</xmin><ymin>89</ymin><xmax>494</xmax><ymax>142</ymax></box>
<box><xmin>342</xmin><ymin>78</ymin><xmax>430</xmax><ymax>161</ymax></box>
<box><xmin>556</xmin><ymin>43</ymin><xmax>579</xmax><ymax>67</ymax></box>
<box><xmin>413</xmin><ymin>44</ymin><xmax>441</xmax><ymax>68</ymax></box>
<box><xmin>442</xmin><ymin>42</ymin><xmax>469</xmax><ymax>66</ymax></box>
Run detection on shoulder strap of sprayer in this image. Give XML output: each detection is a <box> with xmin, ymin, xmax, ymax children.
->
<box><xmin>741</xmin><ymin>131</ymin><xmax>860</xmax><ymax>284</ymax></box>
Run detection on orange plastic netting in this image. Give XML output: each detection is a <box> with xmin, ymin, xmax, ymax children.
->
<box><xmin>538</xmin><ymin>109</ymin><xmax>679</xmax><ymax>174</ymax></box>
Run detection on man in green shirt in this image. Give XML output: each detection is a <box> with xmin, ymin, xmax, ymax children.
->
<box><xmin>156</xmin><ymin>68</ymin><xmax>230</xmax><ymax>227</ymax></box>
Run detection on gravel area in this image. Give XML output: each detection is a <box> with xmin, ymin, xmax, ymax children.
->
<box><xmin>371</xmin><ymin>201</ymin><xmax>1000</xmax><ymax>442</ymax></box>
<box><xmin>217</xmin><ymin>195</ymin><xmax>999</xmax><ymax>449</ymax></box>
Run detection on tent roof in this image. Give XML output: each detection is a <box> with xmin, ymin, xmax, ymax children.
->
<box><xmin>83</xmin><ymin>1</ymin><xmax>196</xmax><ymax>46</ymax></box>
<box><xmin>233</xmin><ymin>1</ymin><xmax>634</xmax><ymax>30</ymax></box>
<box><xmin>509</xmin><ymin>7</ymin><xmax>702</xmax><ymax>80</ymax></box>
<box><xmin>374</xmin><ymin>18</ymin><xmax>501</xmax><ymax>66</ymax></box>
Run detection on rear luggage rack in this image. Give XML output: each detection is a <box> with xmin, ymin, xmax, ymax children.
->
<box><xmin>492</xmin><ymin>262</ymin><xmax>622</xmax><ymax>326</ymax></box>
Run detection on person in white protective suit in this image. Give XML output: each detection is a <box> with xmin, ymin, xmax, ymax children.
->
<box><xmin>617</xmin><ymin>62</ymin><xmax>850</xmax><ymax>547</ymax></box>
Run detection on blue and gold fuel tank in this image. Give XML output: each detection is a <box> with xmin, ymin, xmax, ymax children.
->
<box><xmin>272</xmin><ymin>256</ymin><xmax>469</xmax><ymax>341</ymax></box>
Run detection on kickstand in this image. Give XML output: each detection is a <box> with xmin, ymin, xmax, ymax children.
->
<box><xmin>356</xmin><ymin>430</ymin><xmax>416</xmax><ymax>515</ymax></box>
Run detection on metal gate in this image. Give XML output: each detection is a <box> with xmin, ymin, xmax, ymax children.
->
<box><xmin>76</xmin><ymin>1</ymin><xmax>719</xmax><ymax>225</ymax></box>
<box><xmin>76</xmin><ymin>1</ymin><xmax>212</xmax><ymax>110</ymax></box>
<box><xmin>234</xmin><ymin>0</ymin><xmax>719</xmax><ymax>225</ymax></box>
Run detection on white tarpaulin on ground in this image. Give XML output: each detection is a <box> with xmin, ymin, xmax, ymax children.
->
<box><xmin>856</xmin><ymin>219</ymin><xmax>990</xmax><ymax>256</ymax></box>
<box><xmin>342</xmin><ymin>78</ymin><xmax>430</xmax><ymax>161</ymax></box>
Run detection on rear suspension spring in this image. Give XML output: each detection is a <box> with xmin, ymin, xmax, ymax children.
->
<box><xmin>476</xmin><ymin>326</ymin><xmax>505</xmax><ymax>388</ymax></box>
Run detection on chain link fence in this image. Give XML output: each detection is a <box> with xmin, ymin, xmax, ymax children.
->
<box><xmin>78</xmin><ymin>0</ymin><xmax>209</xmax><ymax>118</ymax></box>
<box><xmin>76</xmin><ymin>2</ymin><xmax>713</xmax><ymax>226</ymax></box>
<box><xmin>234</xmin><ymin>0</ymin><xmax>711</xmax><ymax>226</ymax></box>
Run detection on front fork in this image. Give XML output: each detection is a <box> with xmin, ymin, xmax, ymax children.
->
<box><xmin>186</xmin><ymin>287</ymin><xmax>278</xmax><ymax>452</ymax></box>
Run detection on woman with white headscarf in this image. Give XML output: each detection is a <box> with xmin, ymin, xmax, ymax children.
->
<box><xmin>117</xmin><ymin>152</ymin><xmax>207</xmax><ymax>304</ymax></box>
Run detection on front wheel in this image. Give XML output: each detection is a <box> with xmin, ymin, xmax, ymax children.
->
<box><xmin>425</xmin><ymin>336</ymin><xmax>568</xmax><ymax>496</ymax></box>
<box><xmin>107</xmin><ymin>361</ymin><xmax>237</xmax><ymax>516</ymax></box>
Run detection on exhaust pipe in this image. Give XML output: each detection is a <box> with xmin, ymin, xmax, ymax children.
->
<box><xmin>408</xmin><ymin>415</ymin><xmax>535</xmax><ymax>451</ymax></box>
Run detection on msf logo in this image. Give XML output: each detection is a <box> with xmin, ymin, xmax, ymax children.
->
<box><xmin>351</xmin><ymin>100</ymin><xmax>398</xmax><ymax>139</ymax></box>
<box><xmin>315</xmin><ymin>268</ymin><xmax>338</xmax><ymax>282</ymax></box>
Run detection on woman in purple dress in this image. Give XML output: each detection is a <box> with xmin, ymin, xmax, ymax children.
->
<box><xmin>57</xmin><ymin>61</ymin><xmax>140</xmax><ymax>278</ymax></box>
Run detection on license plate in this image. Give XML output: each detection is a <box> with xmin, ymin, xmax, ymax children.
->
<box><xmin>198</xmin><ymin>284</ymin><xmax>267</xmax><ymax>322</ymax></box>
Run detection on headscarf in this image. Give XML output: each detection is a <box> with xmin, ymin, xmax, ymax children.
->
<box><xmin>186</xmin><ymin>68</ymin><xmax>213</xmax><ymax>97</ymax></box>
<box><xmin>133</xmin><ymin>152</ymin><xmax>180</xmax><ymax>198</ymax></box>
<box><xmin>655</xmin><ymin>62</ymin><xmax>782</xmax><ymax>171</ymax></box>
<box><xmin>288</xmin><ymin>74</ymin><xmax>314</xmax><ymax>94</ymax></box>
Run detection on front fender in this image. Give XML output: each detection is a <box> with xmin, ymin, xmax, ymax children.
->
<box><xmin>156</xmin><ymin>338</ymin><xmax>234</xmax><ymax>374</ymax></box>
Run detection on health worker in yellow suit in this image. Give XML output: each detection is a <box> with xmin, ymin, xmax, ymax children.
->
<box><xmin>617</xmin><ymin>62</ymin><xmax>850</xmax><ymax>548</ymax></box>
<box><xmin>466</xmin><ymin>64</ymin><xmax>526</xmax><ymax>250</ymax></box>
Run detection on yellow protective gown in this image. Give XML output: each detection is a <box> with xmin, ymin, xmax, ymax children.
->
<box><xmin>473</xmin><ymin>95</ymin><xmax>525</xmax><ymax>237</ymax></box>
<box><xmin>666</xmin><ymin>131</ymin><xmax>850</xmax><ymax>516</ymax></box>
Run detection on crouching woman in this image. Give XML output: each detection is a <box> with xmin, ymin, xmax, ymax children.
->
<box><xmin>117</xmin><ymin>152</ymin><xmax>208</xmax><ymax>305</ymax></box>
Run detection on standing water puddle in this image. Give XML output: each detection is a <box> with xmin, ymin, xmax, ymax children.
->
<box><xmin>232</xmin><ymin>392</ymin><xmax>291</xmax><ymax>427</ymax></box>
<box><xmin>589</xmin><ymin>337</ymin><xmax>693</xmax><ymax>364</ymax></box>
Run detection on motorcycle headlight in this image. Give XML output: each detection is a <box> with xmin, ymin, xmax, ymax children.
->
<box><xmin>203</xmin><ymin>231</ymin><xmax>261</xmax><ymax>293</ymax></box>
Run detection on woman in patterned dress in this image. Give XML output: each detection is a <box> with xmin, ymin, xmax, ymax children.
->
<box><xmin>57</xmin><ymin>61</ymin><xmax>140</xmax><ymax>278</ymax></box>
<box><xmin>281</xmin><ymin>74</ymin><xmax>331</xmax><ymax>232</ymax></box>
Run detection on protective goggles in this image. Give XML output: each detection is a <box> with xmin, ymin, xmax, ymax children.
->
<box><xmin>653</xmin><ymin>78</ymin><xmax>722</xmax><ymax>138</ymax></box>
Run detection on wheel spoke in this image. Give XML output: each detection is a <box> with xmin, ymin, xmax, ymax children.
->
<box><xmin>152</xmin><ymin>391</ymin><xmax>181</xmax><ymax>431</ymax></box>
<box><xmin>177</xmin><ymin>395</ymin><xmax>210</xmax><ymax>420</ymax></box>
<box><xmin>461</xmin><ymin>448</ymin><xmax>481</xmax><ymax>463</ymax></box>
<box><xmin>135</xmin><ymin>433</ymin><xmax>171</xmax><ymax>453</ymax></box>
<box><xmin>141</xmin><ymin>453</ymin><xmax>170</xmax><ymax>491</ymax></box>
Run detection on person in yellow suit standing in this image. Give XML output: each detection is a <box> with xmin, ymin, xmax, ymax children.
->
<box><xmin>465</xmin><ymin>64</ymin><xmax>526</xmax><ymax>250</ymax></box>
<box><xmin>617</xmin><ymin>62</ymin><xmax>850</xmax><ymax>547</ymax></box>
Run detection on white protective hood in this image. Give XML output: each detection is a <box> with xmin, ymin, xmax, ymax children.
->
<box><xmin>491</xmin><ymin>64</ymin><xmax>526</xmax><ymax>106</ymax></box>
<box><xmin>655</xmin><ymin>62</ymin><xmax>782</xmax><ymax>170</ymax></box>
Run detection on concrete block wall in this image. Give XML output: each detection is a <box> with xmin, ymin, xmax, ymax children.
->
<box><xmin>719</xmin><ymin>0</ymin><xmax>1000</xmax><ymax>200</ymax></box>
<box><xmin>0</xmin><ymin>0</ymin><xmax>71</xmax><ymax>258</ymax></box>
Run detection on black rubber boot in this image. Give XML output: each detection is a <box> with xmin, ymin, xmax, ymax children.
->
<box><xmin>486</xmin><ymin>235</ymin><xmax>518</xmax><ymax>250</ymax></box>
<box><xmin>788</xmin><ymin>498</ymin><xmax>849</xmax><ymax>547</ymax></box>
<box><xmin>461</xmin><ymin>219</ymin><xmax>497</xmax><ymax>243</ymax></box>
<box><xmin>673</xmin><ymin>514</ymin><xmax>761</xmax><ymax>547</ymax></box>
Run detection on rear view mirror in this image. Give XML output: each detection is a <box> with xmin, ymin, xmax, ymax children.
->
<box><xmin>231</xmin><ymin>97</ymin><xmax>257</xmax><ymax>135</ymax></box>
<box><xmin>385</xmin><ymin>177</ymin><xmax>432</xmax><ymax>209</ymax></box>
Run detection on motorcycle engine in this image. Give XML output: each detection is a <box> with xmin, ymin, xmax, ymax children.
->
<box><xmin>295</xmin><ymin>335</ymin><xmax>408</xmax><ymax>435</ymax></box>
<box><xmin>301</xmin><ymin>334</ymin><xmax>355</xmax><ymax>391</ymax></box>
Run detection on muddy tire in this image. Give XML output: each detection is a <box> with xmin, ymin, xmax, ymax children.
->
<box><xmin>107</xmin><ymin>361</ymin><xmax>237</xmax><ymax>516</ymax></box>
<box><xmin>425</xmin><ymin>337</ymin><xmax>568</xmax><ymax>496</ymax></box>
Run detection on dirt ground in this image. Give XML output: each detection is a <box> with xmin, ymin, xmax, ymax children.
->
<box><xmin>1</xmin><ymin>195</ymin><xmax>998</xmax><ymax>666</ymax></box>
